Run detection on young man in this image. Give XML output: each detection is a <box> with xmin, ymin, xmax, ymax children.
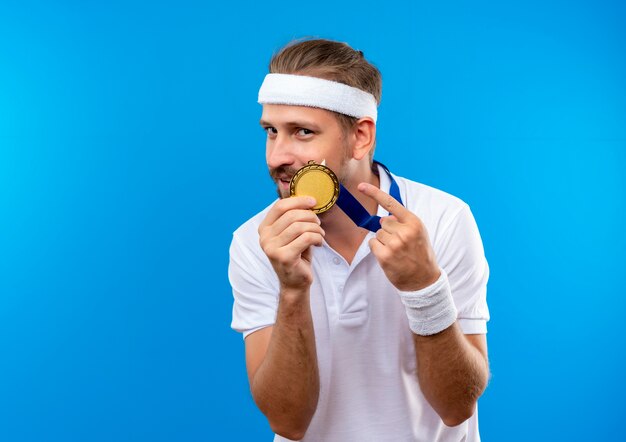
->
<box><xmin>229</xmin><ymin>39</ymin><xmax>490</xmax><ymax>441</ymax></box>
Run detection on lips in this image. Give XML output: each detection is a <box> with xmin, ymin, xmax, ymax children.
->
<box><xmin>277</xmin><ymin>174</ymin><xmax>292</xmax><ymax>183</ymax></box>
<box><xmin>278</xmin><ymin>178</ymin><xmax>291</xmax><ymax>190</ymax></box>
<box><xmin>269</xmin><ymin>166</ymin><xmax>298</xmax><ymax>193</ymax></box>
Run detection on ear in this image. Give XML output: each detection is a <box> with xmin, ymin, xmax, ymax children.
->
<box><xmin>350</xmin><ymin>117</ymin><xmax>376</xmax><ymax>161</ymax></box>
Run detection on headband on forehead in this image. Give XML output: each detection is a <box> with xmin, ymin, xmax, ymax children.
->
<box><xmin>258</xmin><ymin>73</ymin><xmax>378</xmax><ymax>123</ymax></box>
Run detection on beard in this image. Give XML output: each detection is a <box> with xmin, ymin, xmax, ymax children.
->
<box><xmin>268</xmin><ymin>140</ymin><xmax>352</xmax><ymax>199</ymax></box>
<box><xmin>269</xmin><ymin>165</ymin><xmax>300</xmax><ymax>199</ymax></box>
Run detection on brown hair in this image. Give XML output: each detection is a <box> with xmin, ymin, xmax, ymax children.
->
<box><xmin>269</xmin><ymin>38</ymin><xmax>382</xmax><ymax>138</ymax></box>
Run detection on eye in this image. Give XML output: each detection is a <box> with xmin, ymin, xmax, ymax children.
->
<box><xmin>264</xmin><ymin>127</ymin><xmax>277</xmax><ymax>138</ymax></box>
<box><xmin>296</xmin><ymin>128</ymin><xmax>314</xmax><ymax>137</ymax></box>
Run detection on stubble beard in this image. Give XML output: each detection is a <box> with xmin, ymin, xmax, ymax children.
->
<box><xmin>268</xmin><ymin>141</ymin><xmax>352</xmax><ymax>200</ymax></box>
<box><xmin>269</xmin><ymin>165</ymin><xmax>300</xmax><ymax>199</ymax></box>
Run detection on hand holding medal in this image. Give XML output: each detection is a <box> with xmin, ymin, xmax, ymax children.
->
<box><xmin>258</xmin><ymin>184</ymin><xmax>324</xmax><ymax>291</ymax></box>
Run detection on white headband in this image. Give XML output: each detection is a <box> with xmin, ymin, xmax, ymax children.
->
<box><xmin>258</xmin><ymin>73</ymin><xmax>378</xmax><ymax>123</ymax></box>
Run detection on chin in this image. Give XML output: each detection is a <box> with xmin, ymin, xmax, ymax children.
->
<box><xmin>276</xmin><ymin>188</ymin><xmax>290</xmax><ymax>199</ymax></box>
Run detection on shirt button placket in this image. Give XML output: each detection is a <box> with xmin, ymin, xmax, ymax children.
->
<box><xmin>328</xmin><ymin>254</ymin><xmax>348</xmax><ymax>313</ymax></box>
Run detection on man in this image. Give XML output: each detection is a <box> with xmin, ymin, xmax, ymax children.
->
<box><xmin>229</xmin><ymin>38</ymin><xmax>490</xmax><ymax>441</ymax></box>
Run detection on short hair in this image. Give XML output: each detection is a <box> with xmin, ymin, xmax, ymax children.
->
<box><xmin>269</xmin><ymin>38</ymin><xmax>382</xmax><ymax>137</ymax></box>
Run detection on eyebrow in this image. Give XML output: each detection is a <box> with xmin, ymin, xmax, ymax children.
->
<box><xmin>259</xmin><ymin>119</ymin><xmax>322</xmax><ymax>131</ymax></box>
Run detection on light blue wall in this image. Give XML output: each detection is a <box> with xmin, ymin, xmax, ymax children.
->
<box><xmin>1</xmin><ymin>1</ymin><xmax>624</xmax><ymax>440</ymax></box>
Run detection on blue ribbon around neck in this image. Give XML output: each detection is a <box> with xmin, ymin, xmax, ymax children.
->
<box><xmin>336</xmin><ymin>161</ymin><xmax>403</xmax><ymax>232</ymax></box>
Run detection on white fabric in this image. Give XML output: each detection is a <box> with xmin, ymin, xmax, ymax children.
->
<box><xmin>399</xmin><ymin>269</ymin><xmax>458</xmax><ymax>336</ymax></box>
<box><xmin>258</xmin><ymin>73</ymin><xmax>378</xmax><ymax>122</ymax></box>
<box><xmin>229</xmin><ymin>165</ymin><xmax>490</xmax><ymax>441</ymax></box>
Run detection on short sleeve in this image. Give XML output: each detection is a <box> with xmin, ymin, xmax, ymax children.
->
<box><xmin>434</xmin><ymin>204</ymin><xmax>490</xmax><ymax>334</ymax></box>
<box><xmin>229</xmin><ymin>230</ymin><xmax>280</xmax><ymax>338</ymax></box>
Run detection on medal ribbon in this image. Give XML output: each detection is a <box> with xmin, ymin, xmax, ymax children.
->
<box><xmin>336</xmin><ymin>161</ymin><xmax>403</xmax><ymax>232</ymax></box>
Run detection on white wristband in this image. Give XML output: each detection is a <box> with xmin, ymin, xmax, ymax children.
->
<box><xmin>398</xmin><ymin>270</ymin><xmax>457</xmax><ymax>336</ymax></box>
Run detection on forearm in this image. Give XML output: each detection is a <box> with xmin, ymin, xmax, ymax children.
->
<box><xmin>414</xmin><ymin>323</ymin><xmax>489</xmax><ymax>427</ymax></box>
<box><xmin>251</xmin><ymin>288</ymin><xmax>319</xmax><ymax>439</ymax></box>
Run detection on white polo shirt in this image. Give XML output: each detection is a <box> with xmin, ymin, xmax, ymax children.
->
<box><xmin>229</xmin><ymin>166</ymin><xmax>490</xmax><ymax>441</ymax></box>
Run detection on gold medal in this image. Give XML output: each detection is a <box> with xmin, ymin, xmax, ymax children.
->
<box><xmin>290</xmin><ymin>160</ymin><xmax>340</xmax><ymax>214</ymax></box>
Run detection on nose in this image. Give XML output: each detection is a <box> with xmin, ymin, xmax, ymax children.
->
<box><xmin>266</xmin><ymin>133</ymin><xmax>296</xmax><ymax>170</ymax></box>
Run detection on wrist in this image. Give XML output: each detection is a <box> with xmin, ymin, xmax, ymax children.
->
<box><xmin>280</xmin><ymin>285</ymin><xmax>311</xmax><ymax>304</ymax></box>
<box><xmin>396</xmin><ymin>267</ymin><xmax>442</xmax><ymax>292</ymax></box>
<box><xmin>397</xmin><ymin>269</ymin><xmax>457</xmax><ymax>336</ymax></box>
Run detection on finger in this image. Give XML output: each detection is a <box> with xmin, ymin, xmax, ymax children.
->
<box><xmin>270</xmin><ymin>208</ymin><xmax>321</xmax><ymax>237</ymax></box>
<box><xmin>368</xmin><ymin>237</ymin><xmax>391</xmax><ymax>262</ymax></box>
<box><xmin>375</xmin><ymin>227</ymin><xmax>393</xmax><ymax>246</ymax></box>
<box><xmin>260</xmin><ymin>196</ymin><xmax>317</xmax><ymax>228</ymax></box>
<box><xmin>271</xmin><ymin>221</ymin><xmax>325</xmax><ymax>249</ymax></box>
<box><xmin>357</xmin><ymin>182</ymin><xmax>410</xmax><ymax>221</ymax></box>
<box><xmin>379</xmin><ymin>215</ymin><xmax>401</xmax><ymax>232</ymax></box>
<box><xmin>280</xmin><ymin>231</ymin><xmax>324</xmax><ymax>260</ymax></box>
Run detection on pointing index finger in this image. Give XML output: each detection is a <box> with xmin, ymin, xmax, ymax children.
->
<box><xmin>357</xmin><ymin>182</ymin><xmax>409</xmax><ymax>221</ymax></box>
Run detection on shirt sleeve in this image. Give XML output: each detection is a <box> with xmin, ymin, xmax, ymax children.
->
<box><xmin>434</xmin><ymin>204</ymin><xmax>490</xmax><ymax>334</ymax></box>
<box><xmin>229</xmin><ymin>230</ymin><xmax>280</xmax><ymax>338</ymax></box>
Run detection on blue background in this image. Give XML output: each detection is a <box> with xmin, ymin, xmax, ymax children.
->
<box><xmin>1</xmin><ymin>0</ymin><xmax>624</xmax><ymax>440</ymax></box>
